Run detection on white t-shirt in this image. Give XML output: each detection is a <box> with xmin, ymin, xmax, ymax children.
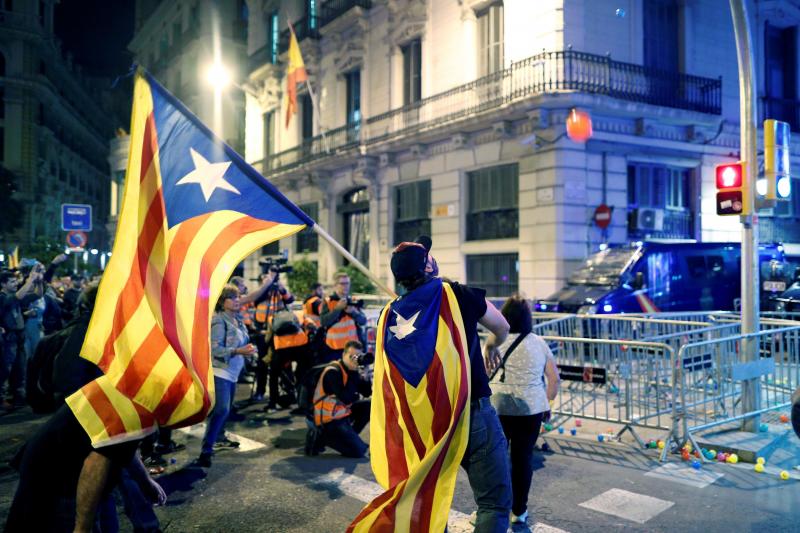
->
<box><xmin>490</xmin><ymin>333</ymin><xmax>553</xmax><ymax>416</ymax></box>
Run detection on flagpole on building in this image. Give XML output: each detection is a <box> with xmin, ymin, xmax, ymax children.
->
<box><xmin>313</xmin><ymin>224</ymin><xmax>396</xmax><ymax>298</ymax></box>
<box><xmin>287</xmin><ymin>22</ymin><xmax>330</xmax><ymax>154</ymax></box>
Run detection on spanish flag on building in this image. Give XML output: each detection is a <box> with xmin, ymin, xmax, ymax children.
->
<box><xmin>66</xmin><ymin>69</ymin><xmax>314</xmax><ymax>447</ymax></box>
<box><xmin>285</xmin><ymin>23</ymin><xmax>308</xmax><ymax>128</ymax></box>
<box><xmin>349</xmin><ymin>278</ymin><xmax>471</xmax><ymax>533</ymax></box>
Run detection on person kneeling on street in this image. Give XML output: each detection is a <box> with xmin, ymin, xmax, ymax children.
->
<box><xmin>306</xmin><ymin>340</ymin><xmax>372</xmax><ymax>458</ymax></box>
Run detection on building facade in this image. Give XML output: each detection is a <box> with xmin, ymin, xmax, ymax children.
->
<box><xmin>242</xmin><ymin>0</ymin><xmax>800</xmax><ymax>299</ymax></box>
<box><xmin>0</xmin><ymin>0</ymin><xmax>114</xmax><ymax>254</ymax></box>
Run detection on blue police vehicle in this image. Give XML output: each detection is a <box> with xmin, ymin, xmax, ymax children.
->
<box><xmin>536</xmin><ymin>241</ymin><xmax>788</xmax><ymax>314</ymax></box>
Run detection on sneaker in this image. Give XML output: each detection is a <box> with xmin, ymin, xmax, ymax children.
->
<box><xmin>153</xmin><ymin>441</ymin><xmax>186</xmax><ymax>455</ymax></box>
<box><xmin>194</xmin><ymin>453</ymin><xmax>212</xmax><ymax>468</ymax></box>
<box><xmin>468</xmin><ymin>511</ymin><xmax>477</xmax><ymax>526</ymax></box>
<box><xmin>145</xmin><ymin>454</ymin><xmax>167</xmax><ymax>467</ymax></box>
<box><xmin>510</xmin><ymin>511</ymin><xmax>528</xmax><ymax>524</ymax></box>
<box><xmin>251</xmin><ymin>393</ymin><xmax>264</xmax><ymax>402</ymax></box>
<box><xmin>213</xmin><ymin>437</ymin><xmax>240</xmax><ymax>450</ymax></box>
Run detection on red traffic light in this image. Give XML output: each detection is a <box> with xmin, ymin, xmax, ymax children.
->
<box><xmin>716</xmin><ymin>163</ymin><xmax>743</xmax><ymax>189</ymax></box>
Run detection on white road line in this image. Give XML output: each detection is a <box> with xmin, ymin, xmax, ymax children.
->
<box><xmin>177</xmin><ymin>423</ymin><xmax>266</xmax><ymax>452</ymax></box>
<box><xmin>312</xmin><ymin>468</ymin><xmax>570</xmax><ymax>533</ymax></box>
<box><xmin>644</xmin><ymin>462</ymin><xmax>724</xmax><ymax>488</ymax></box>
<box><xmin>579</xmin><ymin>488</ymin><xmax>674</xmax><ymax>524</ymax></box>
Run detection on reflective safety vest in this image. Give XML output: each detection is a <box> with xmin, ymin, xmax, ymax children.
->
<box><xmin>303</xmin><ymin>296</ymin><xmax>321</xmax><ymax>329</ymax></box>
<box><xmin>254</xmin><ymin>302</ymin><xmax>271</xmax><ymax>325</ymax></box>
<box><xmin>313</xmin><ymin>361</ymin><xmax>351</xmax><ymax>426</ymax></box>
<box><xmin>239</xmin><ymin>302</ymin><xmax>254</xmax><ymax>327</ymax></box>
<box><xmin>274</xmin><ymin>329</ymin><xmax>309</xmax><ymax>350</ymax></box>
<box><xmin>325</xmin><ymin>298</ymin><xmax>358</xmax><ymax>350</ymax></box>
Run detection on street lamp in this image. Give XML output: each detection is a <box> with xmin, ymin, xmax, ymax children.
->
<box><xmin>205</xmin><ymin>61</ymin><xmax>231</xmax><ymax>91</ymax></box>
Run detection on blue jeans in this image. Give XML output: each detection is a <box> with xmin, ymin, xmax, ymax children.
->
<box><xmin>201</xmin><ymin>376</ymin><xmax>236</xmax><ymax>455</ymax></box>
<box><xmin>460</xmin><ymin>397</ymin><xmax>512</xmax><ymax>533</ymax></box>
<box><xmin>319</xmin><ymin>399</ymin><xmax>370</xmax><ymax>458</ymax></box>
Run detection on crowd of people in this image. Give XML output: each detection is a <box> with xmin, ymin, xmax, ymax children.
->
<box><xmin>2</xmin><ymin>237</ymin><xmax>563</xmax><ymax>533</ymax></box>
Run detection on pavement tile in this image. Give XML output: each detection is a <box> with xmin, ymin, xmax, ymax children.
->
<box><xmin>578</xmin><ymin>488</ymin><xmax>674</xmax><ymax>524</ymax></box>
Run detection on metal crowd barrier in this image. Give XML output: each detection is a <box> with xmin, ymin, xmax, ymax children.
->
<box><xmin>542</xmin><ymin>336</ymin><xmax>675</xmax><ymax>448</ymax></box>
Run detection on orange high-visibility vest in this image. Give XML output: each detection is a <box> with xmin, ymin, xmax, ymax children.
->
<box><xmin>313</xmin><ymin>361</ymin><xmax>351</xmax><ymax>426</ymax></box>
<box><xmin>240</xmin><ymin>302</ymin><xmax>254</xmax><ymax>327</ymax></box>
<box><xmin>324</xmin><ymin>298</ymin><xmax>358</xmax><ymax>350</ymax></box>
<box><xmin>303</xmin><ymin>296</ymin><xmax>321</xmax><ymax>328</ymax></box>
<box><xmin>274</xmin><ymin>330</ymin><xmax>309</xmax><ymax>350</ymax></box>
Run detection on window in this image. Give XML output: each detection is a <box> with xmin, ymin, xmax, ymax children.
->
<box><xmin>263</xmin><ymin>111</ymin><xmax>274</xmax><ymax>162</ymax></box>
<box><xmin>643</xmin><ymin>0</ymin><xmax>679</xmax><ymax>72</ymax></box>
<box><xmin>340</xmin><ymin>188</ymin><xmax>370</xmax><ymax>267</ymax></box>
<box><xmin>627</xmin><ymin>163</ymin><xmax>694</xmax><ymax>239</ymax></box>
<box><xmin>269</xmin><ymin>11</ymin><xmax>279</xmax><ymax>64</ymax></box>
<box><xmin>262</xmin><ymin>241</ymin><xmax>280</xmax><ymax>256</ymax></box>
<box><xmin>467</xmin><ymin>254</ymin><xmax>518</xmax><ymax>297</ymax></box>
<box><xmin>477</xmin><ymin>3</ymin><xmax>504</xmax><ymax>76</ymax></box>
<box><xmin>394</xmin><ymin>180</ymin><xmax>431</xmax><ymax>245</ymax></box>
<box><xmin>345</xmin><ymin>70</ymin><xmax>361</xmax><ymax>142</ymax></box>
<box><xmin>466</xmin><ymin>163</ymin><xmax>518</xmax><ymax>240</ymax></box>
<box><xmin>296</xmin><ymin>203</ymin><xmax>319</xmax><ymax>253</ymax></box>
<box><xmin>306</xmin><ymin>0</ymin><xmax>318</xmax><ymax>30</ymax></box>
<box><xmin>402</xmin><ymin>39</ymin><xmax>422</xmax><ymax>105</ymax></box>
<box><xmin>764</xmin><ymin>23</ymin><xmax>798</xmax><ymax>130</ymax></box>
<box><xmin>301</xmin><ymin>93</ymin><xmax>313</xmax><ymax>141</ymax></box>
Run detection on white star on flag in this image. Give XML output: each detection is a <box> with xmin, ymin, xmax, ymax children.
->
<box><xmin>176</xmin><ymin>148</ymin><xmax>238</xmax><ymax>202</ymax></box>
<box><xmin>389</xmin><ymin>310</ymin><xmax>420</xmax><ymax>340</ymax></box>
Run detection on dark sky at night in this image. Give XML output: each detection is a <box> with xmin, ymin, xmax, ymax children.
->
<box><xmin>54</xmin><ymin>0</ymin><xmax>136</xmax><ymax>78</ymax></box>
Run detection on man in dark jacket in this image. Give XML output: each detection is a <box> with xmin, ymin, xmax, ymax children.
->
<box><xmin>0</xmin><ymin>269</ymin><xmax>40</xmax><ymax>409</ymax></box>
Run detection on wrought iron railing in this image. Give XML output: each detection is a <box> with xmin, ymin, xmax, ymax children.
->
<box><xmin>320</xmin><ymin>0</ymin><xmax>372</xmax><ymax>27</ymax></box>
<box><xmin>628</xmin><ymin>209</ymin><xmax>694</xmax><ymax>240</ymax></box>
<box><xmin>256</xmin><ymin>50</ymin><xmax>722</xmax><ymax>175</ymax></box>
<box><xmin>278</xmin><ymin>15</ymin><xmax>321</xmax><ymax>54</ymax></box>
<box><xmin>761</xmin><ymin>96</ymin><xmax>800</xmax><ymax>132</ymax></box>
<box><xmin>759</xmin><ymin>216</ymin><xmax>800</xmax><ymax>243</ymax></box>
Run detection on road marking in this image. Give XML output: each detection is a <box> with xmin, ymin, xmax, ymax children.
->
<box><xmin>177</xmin><ymin>423</ymin><xmax>266</xmax><ymax>452</ymax></box>
<box><xmin>644</xmin><ymin>462</ymin><xmax>724</xmax><ymax>488</ymax></box>
<box><xmin>579</xmin><ymin>488</ymin><xmax>673</xmax><ymax>524</ymax></box>
<box><xmin>312</xmin><ymin>468</ymin><xmax>569</xmax><ymax>533</ymax></box>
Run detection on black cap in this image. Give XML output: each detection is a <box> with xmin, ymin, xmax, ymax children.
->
<box><xmin>414</xmin><ymin>235</ymin><xmax>432</xmax><ymax>253</ymax></box>
<box><xmin>390</xmin><ymin>242</ymin><xmax>427</xmax><ymax>280</ymax></box>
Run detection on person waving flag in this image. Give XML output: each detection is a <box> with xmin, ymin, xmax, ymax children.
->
<box><xmin>349</xmin><ymin>270</ymin><xmax>471</xmax><ymax>533</ymax></box>
<box><xmin>66</xmin><ymin>69</ymin><xmax>314</xmax><ymax>448</ymax></box>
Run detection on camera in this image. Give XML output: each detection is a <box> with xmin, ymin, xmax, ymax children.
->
<box><xmin>355</xmin><ymin>351</ymin><xmax>374</xmax><ymax>366</ymax></box>
<box><xmin>345</xmin><ymin>296</ymin><xmax>364</xmax><ymax>308</ymax></box>
<box><xmin>259</xmin><ymin>256</ymin><xmax>293</xmax><ymax>275</ymax></box>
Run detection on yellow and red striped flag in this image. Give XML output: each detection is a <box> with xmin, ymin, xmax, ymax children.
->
<box><xmin>349</xmin><ymin>278</ymin><xmax>471</xmax><ymax>533</ymax></box>
<box><xmin>285</xmin><ymin>23</ymin><xmax>308</xmax><ymax>128</ymax></box>
<box><xmin>7</xmin><ymin>246</ymin><xmax>19</xmax><ymax>269</ymax></box>
<box><xmin>66</xmin><ymin>69</ymin><xmax>314</xmax><ymax>447</ymax></box>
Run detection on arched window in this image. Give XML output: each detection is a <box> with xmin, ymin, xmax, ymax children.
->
<box><xmin>340</xmin><ymin>187</ymin><xmax>370</xmax><ymax>267</ymax></box>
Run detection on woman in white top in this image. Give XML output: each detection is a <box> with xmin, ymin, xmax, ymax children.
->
<box><xmin>490</xmin><ymin>294</ymin><xmax>559</xmax><ymax>525</ymax></box>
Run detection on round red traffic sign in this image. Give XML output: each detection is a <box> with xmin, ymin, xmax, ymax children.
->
<box><xmin>66</xmin><ymin>230</ymin><xmax>88</xmax><ymax>249</ymax></box>
<box><xmin>593</xmin><ymin>204</ymin><xmax>613</xmax><ymax>229</ymax></box>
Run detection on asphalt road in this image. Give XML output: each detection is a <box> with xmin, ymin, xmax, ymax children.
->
<box><xmin>1</xmin><ymin>388</ymin><xmax>799</xmax><ymax>533</ymax></box>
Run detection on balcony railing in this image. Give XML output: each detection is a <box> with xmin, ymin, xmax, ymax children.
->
<box><xmin>278</xmin><ymin>15</ymin><xmax>321</xmax><ymax>54</ymax></box>
<box><xmin>761</xmin><ymin>96</ymin><xmax>800</xmax><ymax>132</ymax></box>
<box><xmin>759</xmin><ymin>216</ymin><xmax>800</xmax><ymax>244</ymax></box>
<box><xmin>257</xmin><ymin>50</ymin><xmax>722</xmax><ymax>175</ymax></box>
<box><xmin>320</xmin><ymin>0</ymin><xmax>372</xmax><ymax>27</ymax></box>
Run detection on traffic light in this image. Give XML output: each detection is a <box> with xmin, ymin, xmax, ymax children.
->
<box><xmin>715</xmin><ymin>161</ymin><xmax>748</xmax><ymax>216</ymax></box>
<box><xmin>764</xmin><ymin>119</ymin><xmax>791</xmax><ymax>201</ymax></box>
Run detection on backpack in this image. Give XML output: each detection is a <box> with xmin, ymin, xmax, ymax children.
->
<box><xmin>26</xmin><ymin>327</ymin><xmax>72</xmax><ymax>414</ymax></box>
<box><xmin>272</xmin><ymin>309</ymin><xmax>302</xmax><ymax>336</ymax></box>
<box><xmin>296</xmin><ymin>362</ymin><xmax>343</xmax><ymax>417</ymax></box>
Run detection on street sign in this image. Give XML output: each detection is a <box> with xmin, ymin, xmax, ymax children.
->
<box><xmin>66</xmin><ymin>230</ymin><xmax>88</xmax><ymax>249</ymax></box>
<box><xmin>61</xmin><ymin>203</ymin><xmax>93</xmax><ymax>231</ymax></box>
<box><xmin>593</xmin><ymin>204</ymin><xmax>612</xmax><ymax>229</ymax></box>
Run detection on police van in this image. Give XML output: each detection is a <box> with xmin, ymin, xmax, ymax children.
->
<box><xmin>535</xmin><ymin>241</ymin><xmax>789</xmax><ymax>314</ymax></box>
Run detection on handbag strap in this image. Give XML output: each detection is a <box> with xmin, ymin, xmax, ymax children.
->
<box><xmin>489</xmin><ymin>332</ymin><xmax>529</xmax><ymax>383</ymax></box>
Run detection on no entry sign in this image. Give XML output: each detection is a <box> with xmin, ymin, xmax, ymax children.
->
<box><xmin>593</xmin><ymin>204</ymin><xmax>613</xmax><ymax>229</ymax></box>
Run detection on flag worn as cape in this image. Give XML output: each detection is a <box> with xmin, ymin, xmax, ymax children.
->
<box><xmin>285</xmin><ymin>24</ymin><xmax>308</xmax><ymax>128</ymax></box>
<box><xmin>7</xmin><ymin>246</ymin><xmax>19</xmax><ymax>269</ymax></box>
<box><xmin>348</xmin><ymin>278</ymin><xmax>471</xmax><ymax>533</ymax></box>
<box><xmin>66</xmin><ymin>70</ymin><xmax>314</xmax><ymax>448</ymax></box>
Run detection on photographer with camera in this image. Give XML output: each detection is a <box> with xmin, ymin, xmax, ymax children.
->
<box><xmin>252</xmin><ymin>258</ymin><xmax>295</xmax><ymax>409</ymax></box>
<box><xmin>305</xmin><ymin>340</ymin><xmax>372</xmax><ymax>458</ymax></box>
<box><xmin>317</xmin><ymin>272</ymin><xmax>366</xmax><ymax>365</ymax></box>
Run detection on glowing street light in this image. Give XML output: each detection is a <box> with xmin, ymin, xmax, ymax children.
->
<box><xmin>205</xmin><ymin>62</ymin><xmax>231</xmax><ymax>91</ymax></box>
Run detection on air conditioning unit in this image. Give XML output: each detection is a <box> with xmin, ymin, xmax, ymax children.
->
<box><xmin>634</xmin><ymin>208</ymin><xmax>665</xmax><ymax>231</ymax></box>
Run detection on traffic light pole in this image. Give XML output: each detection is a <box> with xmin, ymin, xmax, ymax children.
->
<box><xmin>730</xmin><ymin>0</ymin><xmax>760</xmax><ymax>432</ymax></box>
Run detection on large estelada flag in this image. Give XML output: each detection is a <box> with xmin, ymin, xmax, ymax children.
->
<box><xmin>66</xmin><ymin>69</ymin><xmax>314</xmax><ymax>447</ymax></box>
<box><xmin>285</xmin><ymin>23</ymin><xmax>308</xmax><ymax>128</ymax></box>
<box><xmin>349</xmin><ymin>278</ymin><xmax>471</xmax><ymax>533</ymax></box>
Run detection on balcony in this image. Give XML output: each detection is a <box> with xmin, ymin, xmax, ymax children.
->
<box><xmin>278</xmin><ymin>15</ymin><xmax>321</xmax><ymax>54</ymax></box>
<box><xmin>256</xmin><ymin>50</ymin><xmax>722</xmax><ymax>176</ymax></box>
<box><xmin>320</xmin><ymin>0</ymin><xmax>372</xmax><ymax>28</ymax></box>
<box><xmin>760</xmin><ymin>96</ymin><xmax>800</xmax><ymax>132</ymax></box>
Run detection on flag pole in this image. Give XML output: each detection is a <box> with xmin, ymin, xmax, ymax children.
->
<box><xmin>288</xmin><ymin>22</ymin><xmax>330</xmax><ymax>154</ymax></box>
<box><xmin>312</xmin><ymin>224</ymin><xmax>396</xmax><ymax>298</ymax></box>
